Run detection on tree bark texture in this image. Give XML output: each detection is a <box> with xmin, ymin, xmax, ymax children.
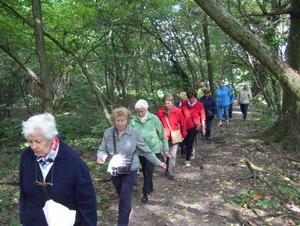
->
<box><xmin>32</xmin><ymin>0</ymin><xmax>53</xmax><ymax>113</ymax></box>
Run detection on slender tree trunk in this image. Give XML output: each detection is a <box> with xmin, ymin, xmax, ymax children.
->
<box><xmin>202</xmin><ymin>15</ymin><xmax>215</xmax><ymax>97</ymax></box>
<box><xmin>32</xmin><ymin>0</ymin><xmax>53</xmax><ymax>113</ymax></box>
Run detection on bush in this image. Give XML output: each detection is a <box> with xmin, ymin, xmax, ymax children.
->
<box><xmin>0</xmin><ymin>118</ymin><xmax>24</xmax><ymax>148</ymax></box>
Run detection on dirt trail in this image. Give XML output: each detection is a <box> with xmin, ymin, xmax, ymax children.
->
<box><xmin>99</xmin><ymin>104</ymin><xmax>299</xmax><ymax>226</ymax></box>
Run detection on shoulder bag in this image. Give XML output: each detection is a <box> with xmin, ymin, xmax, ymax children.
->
<box><xmin>108</xmin><ymin>128</ymin><xmax>136</xmax><ymax>176</ymax></box>
<box><xmin>165</xmin><ymin>115</ymin><xmax>183</xmax><ymax>144</ymax></box>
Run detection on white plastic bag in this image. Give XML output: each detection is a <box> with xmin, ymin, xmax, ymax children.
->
<box><xmin>43</xmin><ymin>199</ymin><xmax>76</xmax><ymax>226</ymax></box>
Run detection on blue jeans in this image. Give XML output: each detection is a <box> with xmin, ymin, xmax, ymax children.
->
<box><xmin>180</xmin><ymin>142</ymin><xmax>187</xmax><ymax>155</ymax></box>
<box><xmin>217</xmin><ymin>105</ymin><xmax>229</xmax><ymax>120</ymax></box>
<box><xmin>112</xmin><ymin>170</ymin><xmax>138</xmax><ymax>226</ymax></box>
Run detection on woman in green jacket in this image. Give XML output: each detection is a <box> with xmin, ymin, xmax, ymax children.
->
<box><xmin>130</xmin><ymin>99</ymin><xmax>169</xmax><ymax>203</ymax></box>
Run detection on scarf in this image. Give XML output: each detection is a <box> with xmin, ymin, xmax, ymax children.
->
<box><xmin>188</xmin><ymin>100</ymin><xmax>197</xmax><ymax>108</ymax></box>
<box><xmin>36</xmin><ymin>136</ymin><xmax>60</xmax><ymax>167</ymax></box>
<box><xmin>138</xmin><ymin>112</ymin><xmax>148</xmax><ymax>124</ymax></box>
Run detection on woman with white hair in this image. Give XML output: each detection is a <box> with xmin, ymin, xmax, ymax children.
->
<box><xmin>19</xmin><ymin>113</ymin><xmax>97</xmax><ymax>226</ymax></box>
<box><xmin>130</xmin><ymin>99</ymin><xmax>169</xmax><ymax>202</ymax></box>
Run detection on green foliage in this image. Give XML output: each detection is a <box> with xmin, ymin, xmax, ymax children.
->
<box><xmin>0</xmin><ymin>118</ymin><xmax>24</xmax><ymax>148</ymax></box>
<box><xmin>255</xmin><ymin>199</ymin><xmax>280</xmax><ymax>209</ymax></box>
<box><xmin>249</xmin><ymin>98</ymin><xmax>278</xmax><ymax>130</ymax></box>
<box><xmin>55</xmin><ymin>113</ymin><xmax>104</xmax><ymax>141</ymax></box>
<box><xmin>277</xmin><ymin>187</ymin><xmax>300</xmax><ymax>199</ymax></box>
<box><xmin>231</xmin><ymin>190</ymin><xmax>280</xmax><ymax>210</ymax></box>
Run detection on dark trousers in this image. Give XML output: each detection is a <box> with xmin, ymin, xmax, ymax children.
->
<box><xmin>228</xmin><ymin>103</ymin><xmax>233</xmax><ymax>118</ymax></box>
<box><xmin>139</xmin><ymin>155</ymin><xmax>156</xmax><ymax>195</ymax></box>
<box><xmin>205</xmin><ymin>116</ymin><xmax>214</xmax><ymax>138</ymax></box>
<box><xmin>180</xmin><ymin>142</ymin><xmax>187</xmax><ymax>155</ymax></box>
<box><xmin>184</xmin><ymin>128</ymin><xmax>198</xmax><ymax>161</ymax></box>
<box><xmin>112</xmin><ymin>170</ymin><xmax>138</xmax><ymax>226</ymax></box>
<box><xmin>240</xmin><ymin>104</ymin><xmax>249</xmax><ymax>119</ymax></box>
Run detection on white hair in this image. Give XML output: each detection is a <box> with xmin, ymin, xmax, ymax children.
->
<box><xmin>134</xmin><ymin>99</ymin><xmax>149</xmax><ymax>110</ymax></box>
<box><xmin>22</xmin><ymin>113</ymin><xmax>58</xmax><ymax>140</ymax></box>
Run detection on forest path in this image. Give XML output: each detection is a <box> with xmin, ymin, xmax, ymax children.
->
<box><xmin>99</xmin><ymin>103</ymin><xmax>299</xmax><ymax>226</ymax></box>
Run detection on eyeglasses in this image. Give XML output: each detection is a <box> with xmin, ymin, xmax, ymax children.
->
<box><xmin>34</xmin><ymin>181</ymin><xmax>53</xmax><ymax>187</ymax></box>
<box><xmin>35</xmin><ymin>161</ymin><xmax>54</xmax><ymax>188</ymax></box>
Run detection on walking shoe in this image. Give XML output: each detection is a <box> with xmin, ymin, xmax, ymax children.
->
<box><xmin>206</xmin><ymin>137</ymin><xmax>211</xmax><ymax>140</ymax></box>
<box><xmin>168</xmin><ymin>175</ymin><xmax>174</xmax><ymax>180</ymax></box>
<box><xmin>191</xmin><ymin>148</ymin><xmax>195</xmax><ymax>160</ymax></box>
<box><xmin>129</xmin><ymin>208</ymin><xmax>133</xmax><ymax>219</ymax></box>
<box><xmin>142</xmin><ymin>194</ymin><xmax>148</xmax><ymax>202</ymax></box>
<box><xmin>226</xmin><ymin>120</ymin><xmax>229</xmax><ymax>125</ymax></box>
<box><xmin>218</xmin><ymin>123</ymin><xmax>223</xmax><ymax>127</ymax></box>
<box><xmin>185</xmin><ymin>161</ymin><xmax>191</xmax><ymax>167</ymax></box>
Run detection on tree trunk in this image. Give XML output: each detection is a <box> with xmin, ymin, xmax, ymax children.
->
<box><xmin>32</xmin><ymin>0</ymin><xmax>53</xmax><ymax>113</ymax></box>
<box><xmin>194</xmin><ymin>0</ymin><xmax>300</xmax><ymax>151</ymax></box>
<box><xmin>202</xmin><ymin>15</ymin><xmax>215</xmax><ymax>97</ymax></box>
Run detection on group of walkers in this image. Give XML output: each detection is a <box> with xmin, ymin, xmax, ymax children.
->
<box><xmin>19</xmin><ymin>82</ymin><xmax>252</xmax><ymax>226</ymax></box>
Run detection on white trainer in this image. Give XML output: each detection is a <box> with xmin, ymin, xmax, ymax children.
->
<box><xmin>185</xmin><ymin>161</ymin><xmax>191</xmax><ymax>167</ymax></box>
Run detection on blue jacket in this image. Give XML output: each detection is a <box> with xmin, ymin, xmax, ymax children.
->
<box><xmin>19</xmin><ymin>137</ymin><xmax>97</xmax><ymax>226</ymax></box>
<box><xmin>199</xmin><ymin>95</ymin><xmax>217</xmax><ymax>118</ymax></box>
<box><xmin>216</xmin><ymin>86</ymin><xmax>232</xmax><ymax>107</ymax></box>
<box><xmin>228</xmin><ymin>86</ymin><xmax>235</xmax><ymax>104</ymax></box>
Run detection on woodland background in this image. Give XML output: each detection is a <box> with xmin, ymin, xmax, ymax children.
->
<box><xmin>0</xmin><ymin>0</ymin><xmax>299</xmax><ymax>225</ymax></box>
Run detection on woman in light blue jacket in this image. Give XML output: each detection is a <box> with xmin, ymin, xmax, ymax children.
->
<box><xmin>130</xmin><ymin>99</ymin><xmax>169</xmax><ymax>203</ymax></box>
<box><xmin>216</xmin><ymin>81</ymin><xmax>234</xmax><ymax>126</ymax></box>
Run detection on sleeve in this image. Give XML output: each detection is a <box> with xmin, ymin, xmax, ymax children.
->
<box><xmin>154</xmin><ymin>116</ymin><xmax>169</xmax><ymax>153</ymax></box>
<box><xmin>178</xmin><ymin>110</ymin><xmax>187</xmax><ymax>138</ymax></box>
<box><xmin>97</xmin><ymin>129</ymin><xmax>110</xmax><ymax>158</ymax></box>
<box><xmin>212</xmin><ymin>98</ymin><xmax>218</xmax><ymax>115</ymax></box>
<box><xmin>249</xmin><ymin>90</ymin><xmax>253</xmax><ymax>100</ymax></box>
<box><xmin>230</xmin><ymin>89</ymin><xmax>235</xmax><ymax>104</ymax></box>
<box><xmin>74</xmin><ymin>160</ymin><xmax>97</xmax><ymax>226</ymax></box>
<box><xmin>135</xmin><ymin>130</ymin><xmax>161</xmax><ymax>166</ymax></box>
<box><xmin>198</xmin><ymin>102</ymin><xmax>206</xmax><ymax>122</ymax></box>
<box><xmin>19</xmin><ymin>155</ymin><xmax>26</xmax><ymax>224</ymax></box>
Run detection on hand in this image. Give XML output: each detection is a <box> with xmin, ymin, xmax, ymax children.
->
<box><xmin>164</xmin><ymin>152</ymin><xmax>170</xmax><ymax>158</ymax></box>
<box><xmin>97</xmin><ymin>156</ymin><xmax>107</xmax><ymax>164</ymax></box>
<box><xmin>202</xmin><ymin>127</ymin><xmax>206</xmax><ymax>136</ymax></box>
<box><xmin>159</xmin><ymin>162</ymin><xmax>167</xmax><ymax>170</ymax></box>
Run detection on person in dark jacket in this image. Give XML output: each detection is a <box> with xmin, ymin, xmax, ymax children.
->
<box><xmin>19</xmin><ymin>113</ymin><xmax>97</xmax><ymax>226</ymax></box>
<box><xmin>199</xmin><ymin>89</ymin><xmax>218</xmax><ymax>140</ymax></box>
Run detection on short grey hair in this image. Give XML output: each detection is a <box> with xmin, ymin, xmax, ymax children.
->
<box><xmin>134</xmin><ymin>99</ymin><xmax>149</xmax><ymax>110</ymax></box>
<box><xmin>22</xmin><ymin>113</ymin><xmax>58</xmax><ymax>140</ymax></box>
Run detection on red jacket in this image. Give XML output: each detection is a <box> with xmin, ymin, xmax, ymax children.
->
<box><xmin>157</xmin><ymin>105</ymin><xmax>187</xmax><ymax>141</ymax></box>
<box><xmin>181</xmin><ymin>100</ymin><xmax>206</xmax><ymax>131</ymax></box>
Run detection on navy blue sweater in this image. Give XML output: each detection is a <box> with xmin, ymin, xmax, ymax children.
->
<box><xmin>19</xmin><ymin>138</ymin><xmax>97</xmax><ymax>226</ymax></box>
<box><xmin>199</xmin><ymin>95</ymin><xmax>218</xmax><ymax>118</ymax></box>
